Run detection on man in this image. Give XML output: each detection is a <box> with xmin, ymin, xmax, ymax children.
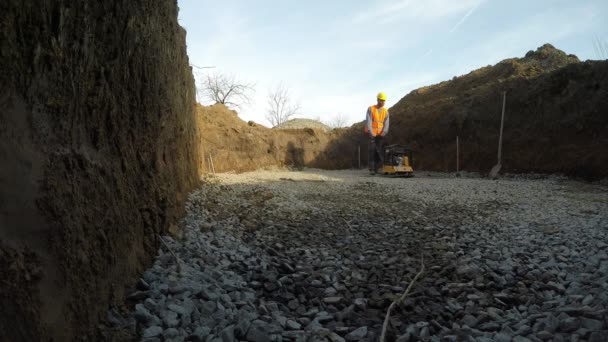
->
<box><xmin>364</xmin><ymin>92</ymin><xmax>389</xmax><ymax>174</ymax></box>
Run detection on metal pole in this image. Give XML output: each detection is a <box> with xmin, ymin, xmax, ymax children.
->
<box><xmin>456</xmin><ymin>136</ymin><xmax>459</xmax><ymax>173</ymax></box>
<box><xmin>358</xmin><ymin>145</ymin><xmax>361</xmax><ymax>169</ymax></box>
<box><xmin>497</xmin><ymin>91</ymin><xmax>506</xmax><ymax>163</ymax></box>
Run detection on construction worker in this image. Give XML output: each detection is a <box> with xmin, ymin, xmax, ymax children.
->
<box><xmin>364</xmin><ymin>92</ymin><xmax>389</xmax><ymax>174</ymax></box>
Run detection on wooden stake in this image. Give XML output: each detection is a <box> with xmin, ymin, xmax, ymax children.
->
<box><xmin>456</xmin><ymin>136</ymin><xmax>459</xmax><ymax>173</ymax></box>
<box><xmin>490</xmin><ymin>91</ymin><xmax>507</xmax><ymax>179</ymax></box>
<box><xmin>497</xmin><ymin>91</ymin><xmax>507</xmax><ymax>163</ymax></box>
<box><xmin>209</xmin><ymin>154</ymin><xmax>216</xmax><ymax>175</ymax></box>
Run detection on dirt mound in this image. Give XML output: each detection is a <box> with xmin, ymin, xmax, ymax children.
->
<box><xmin>411</xmin><ymin>44</ymin><xmax>580</xmax><ymax>100</ymax></box>
<box><xmin>523</xmin><ymin>43</ymin><xmax>580</xmax><ymax>67</ymax></box>
<box><xmin>196</xmin><ymin>104</ymin><xmax>351</xmax><ymax>172</ymax></box>
<box><xmin>0</xmin><ymin>1</ymin><xmax>200</xmax><ymax>340</ymax></box>
<box><xmin>320</xmin><ymin>44</ymin><xmax>608</xmax><ymax>179</ymax></box>
<box><xmin>274</xmin><ymin>118</ymin><xmax>332</xmax><ymax>131</ymax></box>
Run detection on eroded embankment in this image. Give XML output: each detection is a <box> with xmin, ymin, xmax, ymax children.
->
<box><xmin>0</xmin><ymin>1</ymin><xmax>200</xmax><ymax>340</ymax></box>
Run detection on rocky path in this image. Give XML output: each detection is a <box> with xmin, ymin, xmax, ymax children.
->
<box><xmin>111</xmin><ymin>170</ymin><xmax>608</xmax><ymax>342</ymax></box>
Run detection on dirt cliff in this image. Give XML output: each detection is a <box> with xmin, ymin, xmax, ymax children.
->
<box><xmin>0</xmin><ymin>1</ymin><xmax>200</xmax><ymax>340</ymax></box>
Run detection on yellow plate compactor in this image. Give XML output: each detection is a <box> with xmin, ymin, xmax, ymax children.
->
<box><xmin>382</xmin><ymin>145</ymin><xmax>414</xmax><ymax>177</ymax></box>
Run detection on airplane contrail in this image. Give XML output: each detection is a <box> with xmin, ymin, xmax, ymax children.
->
<box><xmin>449</xmin><ymin>1</ymin><xmax>482</xmax><ymax>34</ymax></box>
<box><xmin>421</xmin><ymin>49</ymin><xmax>434</xmax><ymax>58</ymax></box>
<box><xmin>413</xmin><ymin>1</ymin><xmax>483</xmax><ymax>66</ymax></box>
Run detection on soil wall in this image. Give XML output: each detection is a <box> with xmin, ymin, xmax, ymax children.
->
<box><xmin>196</xmin><ymin>104</ymin><xmax>347</xmax><ymax>172</ymax></box>
<box><xmin>0</xmin><ymin>1</ymin><xmax>200</xmax><ymax>340</ymax></box>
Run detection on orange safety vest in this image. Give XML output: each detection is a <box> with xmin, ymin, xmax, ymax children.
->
<box><xmin>364</xmin><ymin>105</ymin><xmax>388</xmax><ymax>136</ymax></box>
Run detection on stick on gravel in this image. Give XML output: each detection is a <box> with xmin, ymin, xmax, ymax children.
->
<box><xmin>380</xmin><ymin>254</ymin><xmax>425</xmax><ymax>342</ymax></box>
<box><xmin>158</xmin><ymin>234</ymin><xmax>182</xmax><ymax>273</ymax></box>
<box><xmin>342</xmin><ymin>218</ymin><xmax>353</xmax><ymax>232</ymax></box>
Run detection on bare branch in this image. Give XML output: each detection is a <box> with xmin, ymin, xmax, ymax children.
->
<box><xmin>266</xmin><ymin>82</ymin><xmax>301</xmax><ymax>127</ymax></box>
<box><xmin>158</xmin><ymin>235</ymin><xmax>182</xmax><ymax>273</ymax></box>
<box><xmin>199</xmin><ymin>72</ymin><xmax>256</xmax><ymax>110</ymax></box>
<box><xmin>380</xmin><ymin>254</ymin><xmax>425</xmax><ymax>342</ymax></box>
<box><xmin>328</xmin><ymin>113</ymin><xmax>348</xmax><ymax>129</ymax></box>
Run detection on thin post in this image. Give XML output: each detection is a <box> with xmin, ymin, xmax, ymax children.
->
<box><xmin>358</xmin><ymin>145</ymin><xmax>361</xmax><ymax>169</ymax></box>
<box><xmin>456</xmin><ymin>136</ymin><xmax>459</xmax><ymax>173</ymax></box>
<box><xmin>209</xmin><ymin>154</ymin><xmax>216</xmax><ymax>175</ymax></box>
<box><xmin>203</xmin><ymin>152</ymin><xmax>208</xmax><ymax>173</ymax></box>
<box><xmin>497</xmin><ymin>91</ymin><xmax>506</xmax><ymax>163</ymax></box>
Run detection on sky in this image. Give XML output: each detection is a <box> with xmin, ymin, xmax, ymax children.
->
<box><xmin>178</xmin><ymin>0</ymin><xmax>608</xmax><ymax>127</ymax></box>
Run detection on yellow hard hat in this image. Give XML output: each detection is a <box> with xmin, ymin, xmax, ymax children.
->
<box><xmin>377</xmin><ymin>92</ymin><xmax>387</xmax><ymax>101</ymax></box>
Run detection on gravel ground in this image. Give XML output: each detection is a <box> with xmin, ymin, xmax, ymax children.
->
<box><xmin>111</xmin><ymin>169</ymin><xmax>608</xmax><ymax>342</ymax></box>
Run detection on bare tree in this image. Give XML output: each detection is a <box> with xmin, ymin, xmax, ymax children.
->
<box><xmin>266</xmin><ymin>82</ymin><xmax>301</xmax><ymax>127</ymax></box>
<box><xmin>327</xmin><ymin>113</ymin><xmax>348</xmax><ymax>128</ymax></box>
<box><xmin>200</xmin><ymin>72</ymin><xmax>255</xmax><ymax>110</ymax></box>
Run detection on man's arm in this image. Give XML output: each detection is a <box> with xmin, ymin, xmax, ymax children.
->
<box><xmin>381</xmin><ymin>111</ymin><xmax>389</xmax><ymax>136</ymax></box>
<box><xmin>366</xmin><ymin>107</ymin><xmax>374</xmax><ymax>136</ymax></box>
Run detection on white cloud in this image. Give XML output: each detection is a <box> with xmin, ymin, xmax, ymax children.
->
<box><xmin>351</xmin><ymin>0</ymin><xmax>412</xmax><ymax>24</ymax></box>
<box><xmin>351</xmin><ymin>0</ymin><xmax>482</xmax><ymax>25</ymax></box>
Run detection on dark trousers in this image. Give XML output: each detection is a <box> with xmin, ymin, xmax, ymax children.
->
<box><xmin>368</xmin><ymin>136</ymin><xmax>384</xmax><ymax>171</ymax></box>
